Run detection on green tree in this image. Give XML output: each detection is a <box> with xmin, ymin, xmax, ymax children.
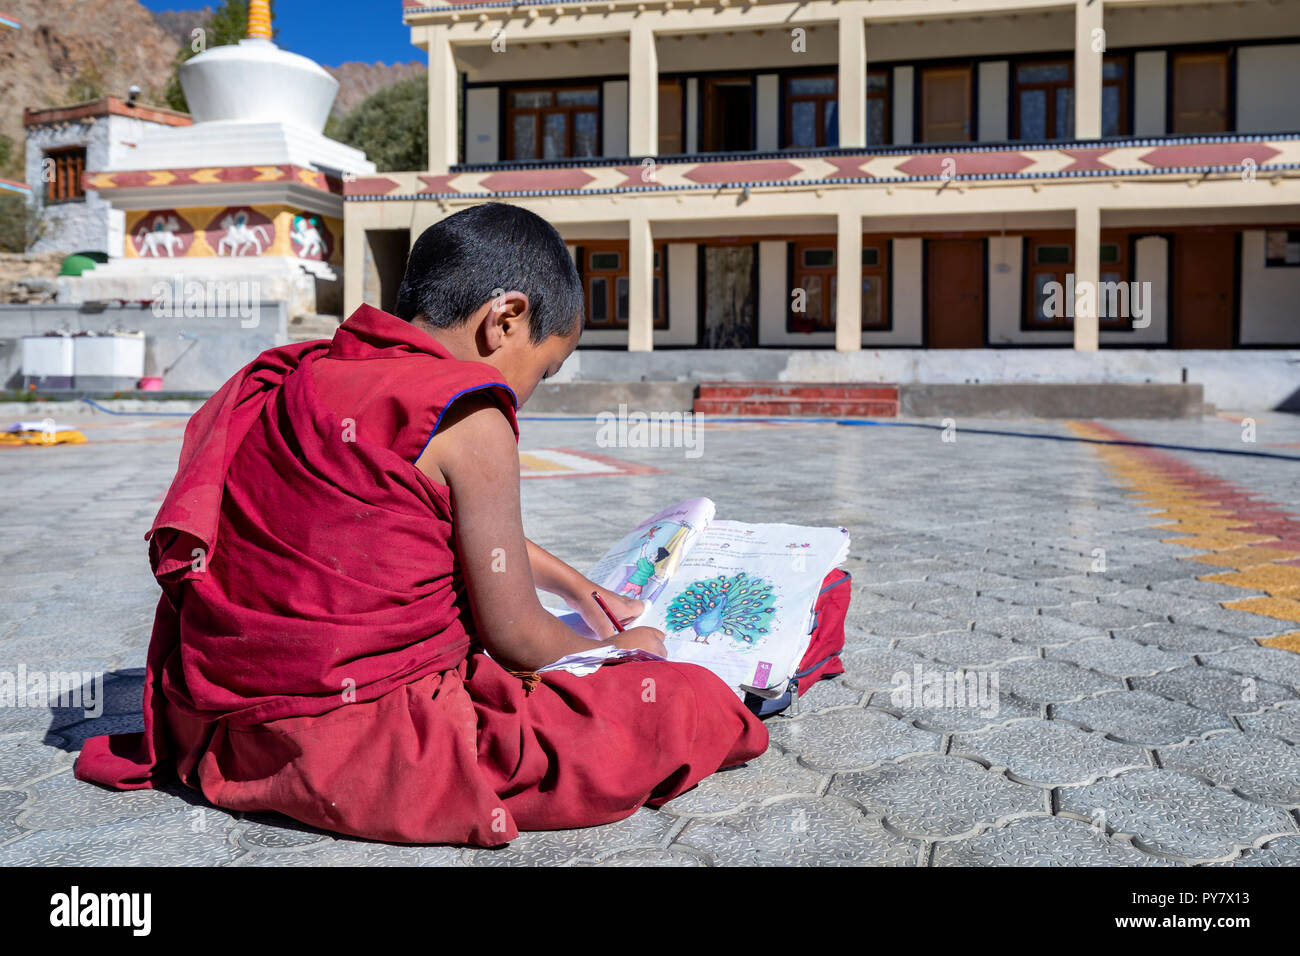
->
<box><xmin>0</xmin><ymin>134</ymin><xmax>18</xmax><ymax>179</ymax></box>
<box><xmin>330</xmin><ymin>75</ymin><xmax>428</xmax><ymax>173</ymax></box>
<box><xmin>0</xmin><ymin>193</ymin><xmax>49</xmax><ymax>253</ymax></box>
<box><xmin>163</xmin><ymin>1</ymin><xmax>278</xmax><ymax>113</ymax></box>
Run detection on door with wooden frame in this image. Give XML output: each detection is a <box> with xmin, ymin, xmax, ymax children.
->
<box><xmin>658</xmin><ymin>79</ymin><xmax>684</xmax><ymax>155</ymax></box>
<box><xmin>1170</xmin><ymin>51</ymin><xmax>1230</xmax><ymax>134</ymax></box>
<box><xmin>700</xmin><ymin>76</ymin><xmax>754</xmax><ymax>153</ymax></box>
<box><xmin>1172</xmin><ymin>231</ymin><xmax>1235</xmax><ymax>348</ymax></box>
<box><xmin>927</xmin><ymin>239</ymin><xmax>984</xmax><ymax>348</ymax></box>
<box><xmin>699</xmin><ymin>243</ymin><xmax>757</xmax><ymax>348</ymax></box>
<box><xmin>920</xmin><ymin>67</ymin><xmax>972</xmax><ymax>143</ymax></box>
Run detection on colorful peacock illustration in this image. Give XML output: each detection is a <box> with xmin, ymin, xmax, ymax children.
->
<box><xmin>664</xmin><ymin>572</ymin><xmax>777</xmax><ymax>648</ymax></box>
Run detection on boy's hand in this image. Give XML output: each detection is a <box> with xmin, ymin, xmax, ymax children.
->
<box><xmin>611</xmin><ymin>626</ymin><xmax>667</xmax><ymax>658</ymax></box>
<box><xmin>569</xmin><ymin>584</ymin><xmax>646</xmax><ymax>638</ymax></box>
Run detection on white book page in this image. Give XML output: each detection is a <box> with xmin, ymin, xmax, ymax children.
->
<box><xmin>585</xmin><ymin>497</ymin><xmax>716</xmax><ymax>618</ymax></box>
<box><xmin>644</xmin><ymin>521</ymin><xmax>851</xmax><ymax>696</ymax></box>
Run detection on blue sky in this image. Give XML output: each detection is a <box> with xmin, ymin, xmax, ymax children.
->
<box><xmin>138</xmin><ymin>1</ymin><xmax>422</xmax><ymax>67</ymax></box>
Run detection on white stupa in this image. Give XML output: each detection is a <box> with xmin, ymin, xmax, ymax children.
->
<box><xmin>71</xmin><ymin>0</ymin><xmax>377</xmax><ymax>325</ymax></box>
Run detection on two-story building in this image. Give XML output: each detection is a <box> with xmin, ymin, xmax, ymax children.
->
<box><xmin>24</xmin><ymin>97</ymin><xmax>193</xmax><ymax>256</ymax></box>
<box><xmin>344</xmin><ymin>0</ymin><xmax>1300</xmax><ymax>397</ymax></box>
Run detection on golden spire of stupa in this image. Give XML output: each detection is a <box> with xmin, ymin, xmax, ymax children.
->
<box><xmin>247</xmin><ymin>0</ymin><xmax>272</xmax><ymax>41</ymax></box>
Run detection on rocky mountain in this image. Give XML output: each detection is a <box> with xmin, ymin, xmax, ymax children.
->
<box><xmin>325</xmin><ymin>61</ymin><xmax>426</xmax><ymax>117</ymax></box>
<box><xmin>150</xmin><ymin>7</ymin><xmax>214</xmax><ymax>48</ymax></box>
<box><xmin>0</xmin><ymin>0</ymin><xmax>181</xmax><ymax>157</ymax></box>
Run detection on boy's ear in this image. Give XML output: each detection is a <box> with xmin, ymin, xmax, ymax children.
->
<box><xmin>480</xmin><ymin>290</ymin><xmax>531</xmax><ymax>351</ymax></box>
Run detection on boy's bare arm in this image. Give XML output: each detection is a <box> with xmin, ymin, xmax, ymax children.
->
<box><xmin>417</xmin><ymin>395</ymin><xmax>664</xmax><ymax>671</ymax></box>
<box><xmin>525</xmin><ymin>538</ymin><xmax>647</xmax><ymax>639</ymax></box>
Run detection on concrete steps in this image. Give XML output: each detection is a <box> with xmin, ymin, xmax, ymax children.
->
<box><xmin>693</xmin><ymin>381</ymin><xmax>899</xmax><ymax>417</ymax></box>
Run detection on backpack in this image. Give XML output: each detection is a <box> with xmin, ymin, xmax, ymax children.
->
<box><xmin>744</xmin><ymin>568</ymin><xmax>852</xmax><ymax>717</ymax></box>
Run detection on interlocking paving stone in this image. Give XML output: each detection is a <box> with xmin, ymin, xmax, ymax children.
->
<box><xmin>997</xmin><ymin>659</ymin><xmax>1123</xmax><ymax>703</ymax></box>
<box><xmin>585</xmin><ymin>847</ymin><xmax>709</xmax><ymax>866</ymax></box>
<box><xmin>1112</xmin><ymin>559</ymin><xmax>1215</xmax><ymax>587</ymax></box>
<box><xmin>1112</xmin><ymin>622</ymin><xmax>1254</xmax><ymax>654</ymax></box>
<box><xmin>982</xmin><ymin>614</ymin><xmax>1104</xmax><ymax>648</ymax></box>
<box><xmin>950</xmin><ymin>720</ymin><xmax>1148</xmax><ymax>786</ymax></box>
<box><xmin>0</xmin><ymin>734</ymin><xmax>75</xmax><ymax>787</ymax></box>
<box><xmin>1132</xmin><ymin>666</ymin><xmax>1297</xmax><ymax>715</ymax></box>
<box><xmin>1045</xmin><ymin>601</ymin><xmax>1166</xmax><ymax>630</ymax></box>
<box><xmin>1199</xmin><ymin>646</ymin><xmax>1300</xmax><ymax>692</ymax></box>
<box><xmin>829</xmin><ymin>754</ymin><xmax>1044</xmax><ymax>839</ymax></box>
<box><xmin>674</xmin><ymin>797</ymin><xmax>922</xmax><ymax>866</ymax></box>
<box><xmin>839</xmin><ymin>646</ymin><xmax>934</xmax><ymax>693</ymax></box>
<box><xmin>19</xmin><ymin>772</ymin><xmax>192</xmax><ymax>831</ymax></box>
<box><xmin>912</xmin><ymin>595</ymin><xmax>1040</xmax><ymax>625</ymax></box>
<box><xmin>1103</xmin><ymin>588</ymin><xmax>1206</xmax><ymax>616</ymax></box>
<box><xmin>0</xmin><ymin>788</ymin><xmax>28</xmax><ymax>842</ymax></box>
<box><xmin>1046</xmin><ymin>637</ymin><xmax>1193</xmax><ymax>678</ymax></box>
<box><xmin>235</xmin><ymin>840</ymin><xmax>464</xmax><ymax>866</ymax></box>
<box><xmin>1157</xmin><ymin>733</ymin><xmax>1300</xmax><ymax>807</ymax></box>
<box><xmin>1173</xmin><ymin>606</ymin><xmax>1295</xmax><ymax>638</ymax></box>
<box><xmin>982</xmin><ymin>585</ymin><xmax>1089</xmax><ymax>608</ymax></box>
<box><xmin>932</xmin><ymin>570</ymin><xmax>1028</xmax><ymax>591</ymax></box>
<box><xmin>463</xmin><ymin>807</ymin><xmax>675</xmax><ymax>867</ymax></box>
<box><xmin>1208</xmin><ymin>836</ymin><xmax>1300</xmax><ymax>867</ymax></box>
<box><xmin>865</xmin><ymin>690</ymin><xmax>1040</xmax><ymax>733</ymax></box>
<box><xmin>1035</xmin><ymin>574</ymin><xmax>1134</xmax><ymax>597</ymax></box>
<box><xmin>855</xmin><ymin>609</ymin><xmax>969</xmax><ymax>640</ymax></box>
<box><xmin>766</xmin><ymin>708</ymin><xmax>941</xmax><ymax>773</ymax></box>
<box><xmin>930</xmin><ymin>815</ymin><xmax>1165</xmax><ymax>866</ymax></box>
<box><xmin>0</xmin><ymin>811</ymin><xmax>242</xmax><ymax>866</ymax></box>
<box><xmin>900</xmin><ymin>630</ymin><xmax>1039</xmax><ymax>667</ymax></box>
<box><xmin>1152</xmin><ymin>577</ymin><xmax>1270</xmax><ymax>602</ymax></box>
<box><xmin>1051</xmin><ymin>691</ymin><xmax>1234</xmax><ymax>746</ymax></box>
<box><xmin>789</xmin><ymin>674</ymin><xmax>865</xmax><ymax>712</ymax></box>
<box><xmin>654</xmin><ymin>747</ymin><xmax>826</xmax><ymax>817</ymax></box>
<box><xmin>1237</xmin><ymin>703</ymin><xmax>1300</xmax><ymax>744</ymax></box>
<box><xmin>1057</xmin><ymin>769</ymin><xmax>1297</xmax><ymax>862</ymax></box>
<box><xmin>862</xmin><ymin>581</ymin><xmax>970</xmax><ymax>606</ymax></box>
<box><xmin>236</xmin><ymin>814</ymin><xmax>336</xmax><ymax>851</ymax></box>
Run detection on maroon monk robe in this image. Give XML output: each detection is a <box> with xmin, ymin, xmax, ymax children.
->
<box><xmin>75</xmin><ymin>304</ymin><xmax>768</xmax><ymax>846</ymax></box>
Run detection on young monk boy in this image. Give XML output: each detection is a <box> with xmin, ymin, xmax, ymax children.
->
<box><xmin>75</xmin><ymin>202</ymin><xmax>768</xmax><ymax>846</ymax></box>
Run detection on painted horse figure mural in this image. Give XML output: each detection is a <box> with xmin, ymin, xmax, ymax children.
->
<box><xmin>290</xmin><ymin>216</ymin><xmax>327</xmax><ymax>259</ymax></box>
<box><xmin>136</xmin><ymin>216</ymin><xmax>184</xmax><ymax>258</ymax></box>
<box><xmin>217</xmin><ymin>211</ymin><xmax>270</xmax><ymax>257</ymax></box>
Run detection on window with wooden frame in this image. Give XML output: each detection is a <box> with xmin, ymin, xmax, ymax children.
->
<box><xmin>788</xmin><ymin>237</ymin><xmax>890</xmax><ymax>332</ymax></box>
<box><xmin>44</xmin><ymin>147</ymin><xmax>87</xmax><ymax>203</ymax></box>
<box><xmin>578</xmin><ymin>242</ymin><xmax>667</xmax><ymax>330</ymax></box>
<box><xmin>1014</xmin><ymin>57</ymin><xmax>1128</xmax><ymax>140</ymax></box>
<box><xmin>867</xmin><ymin>70</ymin><xmax>891</xmax><ymax>146</ymax></box>
<box><xmin>1024</xmin><ymin>234</ymin><xmax>1132</xmax><ymax>329</ymax></box>
<box><xmin>1170</xmin><ymin>50</ymin><xmax>1230</xmax><ymax>134</ymax></box>
<box><xmin>783</xmin><ymin>71</ymin><xmax>890</xmax><ymax>149</ymax></box>
<box><xmin>505</xmin><ymin>86</ymin><xmax>600</xmax><ymax>161</ymax></box>
<box><xmin>786</xmin><ymin>75</ymin><xmax>838</xmax><ymax>148</ymax></box>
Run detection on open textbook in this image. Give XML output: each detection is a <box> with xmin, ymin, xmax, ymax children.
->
<box><xmin>542</xmin><ymin>498</ymin><xmax>850</xmax><ymax>700</ymax></box>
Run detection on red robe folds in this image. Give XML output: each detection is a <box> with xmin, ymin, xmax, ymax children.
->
<box><xmin>74</xmin><ymin>305</ymin><xmax>767</xmax><ymax>846</ymax></box>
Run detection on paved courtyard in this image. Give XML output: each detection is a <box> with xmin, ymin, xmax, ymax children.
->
<box><xmin>2</xmin><ymin>406</ymin><xmax>1300</xmax><ymax>865</ymax></box>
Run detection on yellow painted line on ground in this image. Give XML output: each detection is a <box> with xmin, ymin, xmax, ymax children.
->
<box><xmin>1222</xmin><ymin>596</ymin><xmax>1300</xmax><ymax>623</ymax></box>
<box><xmin>1066</xmin><ymin>419</ymin><xmax>1300</xmax><ymax>656</ymax></box>
<box><xmin>1185</xmin><ymin>547</ymin><xmax>1300</xmax><ymax>570</ymax></box>
<box><xmin>1203</xmin><ymin>564</ymin><xmax>1300</xmax><ymax>598</ymax></box>
<box><xmin>518</xmin><ymin>452</ymin><xmax>569</xmax><ymax>473</ymax></box>
<box><xmin>1261</xmin><ymin>633</ymin><xmax>1300</xmax><ymax>653</ymax></box>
